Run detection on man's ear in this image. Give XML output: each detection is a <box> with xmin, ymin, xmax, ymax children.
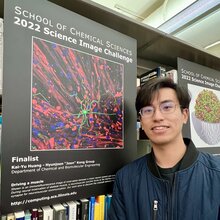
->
<box><xmin>182</xmin><ymin>108</ymin><xmax>189</xmax><ymax>124</ymax></box>
<box><xmin>139</xmin><ymin>117</ymin><xmax>143</xmax><ymax>128</ymax></box>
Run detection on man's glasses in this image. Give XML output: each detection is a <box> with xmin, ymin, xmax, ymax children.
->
<box><xmin>139</xmin><ymin>101</ymin><xmax>179</xmax><ymax>118</ymax></box>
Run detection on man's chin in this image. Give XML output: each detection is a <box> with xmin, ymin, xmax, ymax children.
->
<box><xmin>150</xmin><ymin>138</ymin><xmax>170</xmax><ymax>146</ymax></box>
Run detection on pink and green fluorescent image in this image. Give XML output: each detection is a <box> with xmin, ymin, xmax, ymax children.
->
<box><xmin>31</xmin><ymin>37</ymin><xmax>124</xmax><ymax>150</ymax></box>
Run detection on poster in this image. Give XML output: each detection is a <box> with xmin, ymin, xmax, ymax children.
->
<box><xmin>178</xmin><ymin>58</ymin><xmax>220</xmax><ymax>154</ymax></box>
<box><xmin>1</xmin><ymin>0</ymin><xmax>137</xmax><ymax>213</ymax></box>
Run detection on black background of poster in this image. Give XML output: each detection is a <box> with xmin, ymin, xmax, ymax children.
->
<box><xmin>178</xmin><ymin>57</ymin><xmax>220</xmax><ymax>154</ymax></box>
<box><xmin>1</xmin><ymin>0</ymin><xmax>137</xmax><ymax>214</ymax></box>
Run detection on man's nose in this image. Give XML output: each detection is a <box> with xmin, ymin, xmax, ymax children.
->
<box><xmin>152</xmin><ymin>107</ymin><xmax>164</xmax><ymax>120</ymax></box>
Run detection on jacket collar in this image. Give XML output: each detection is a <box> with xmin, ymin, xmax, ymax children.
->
<box><xmin>147</xmin><ymin>138</ymin><xmax>199</xmax><ymax>178</ymax></box>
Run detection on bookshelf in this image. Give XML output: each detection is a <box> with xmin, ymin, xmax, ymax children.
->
<box><xmin>1</xmin><ymin>194</ymin><xmax>112</xmax><ymax>220</ymax></box>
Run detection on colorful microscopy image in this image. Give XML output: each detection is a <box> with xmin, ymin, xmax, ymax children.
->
<box><xmin>188</xmin><ymin>84</ymin><xmax>220</xmax><ymax>147</ymax></box>
<box><xmin>31</xmin><ymin>37</ymin><xmax>124</xmax><ymax>150</ymax></box>
<box><xmin>194</xmin><ymin>89</ymin><xmax>220</xmax><ymax>123</ymax></box>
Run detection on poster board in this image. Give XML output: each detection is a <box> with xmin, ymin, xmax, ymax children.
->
<box><xmin>178</xmin><ymin>57</ymin><xmax>220</xmax><ymax>154</ymax></box>
<box><xmin>1</xmin><ymin>0</ymin><xmax>137</xmax><ymax>213</ymax></box>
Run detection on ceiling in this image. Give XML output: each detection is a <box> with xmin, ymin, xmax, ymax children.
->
<box><xmin>1</xmin><ymin>0</ymin><xmax>220</xmax><ymax>73</ymax></box>
<box><xmin>90</xmin><ymin>0</ymin><xmax>220</xmax><ymax>58</ymax></box>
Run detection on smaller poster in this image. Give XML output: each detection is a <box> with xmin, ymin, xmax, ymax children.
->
<box><xmin>178</xmin><ymin>58</ymin><xmax>220</xmax><ymax>154</ymax></box>
<box><xmin>188</xmin><ymin>84</ymin><xmax>220</xmax><ymax>147</ymax></box>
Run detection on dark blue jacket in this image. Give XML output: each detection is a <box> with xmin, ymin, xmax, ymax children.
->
<box><xmin>108</xmin><ymin>139</ymin><xmax>220</xmax><ymax>220</ymax></box>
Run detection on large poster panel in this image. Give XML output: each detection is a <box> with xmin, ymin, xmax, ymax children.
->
<box><xmin>178</xmin><ymin>58</ymin><xmax>220</xmax><ymax>154</ymax></box>
<box><xmin>1</xmin><ymin>0</ymin><xmax>137</xmax><ymax>213</ymax></box>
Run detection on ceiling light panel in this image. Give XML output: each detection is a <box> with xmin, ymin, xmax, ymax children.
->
<box><xmin>174</xmin><ymin>8</ymin><xmax>220</xmax><ymax>48</ymax></box>
<box><xmin>157</xmin><ymin>0</ymin><xmax>220</xmax><ymax>34</ymax></box>
<box><xmin>142</xmin><ymin>0</ymin><xmax>197</xmax><ymax>28</ymax></box>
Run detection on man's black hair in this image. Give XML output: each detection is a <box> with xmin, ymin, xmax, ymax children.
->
<box><xmin>135</xmin><ymin>77</ymin><xmax>191</xmax><ymax>114</ymax></box>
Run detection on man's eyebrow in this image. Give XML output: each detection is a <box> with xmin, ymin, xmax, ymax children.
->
<box><xmin>149</xmin><ymin>100</ymin><xmax>174</xmax><ymax>106</ymax></box>
<box><xmin>160</xmin><ymin>100</ymin><xmax>174</xmax><ymax>104</ymax></box>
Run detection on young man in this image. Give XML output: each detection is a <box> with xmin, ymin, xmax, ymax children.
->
<box><xmin>108</xmin><ymin>77</ymin><xmax>220</xmax><ymax>220</ymax></box>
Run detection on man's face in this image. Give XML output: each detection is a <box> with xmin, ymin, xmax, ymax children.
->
<box><xmin>140</xmin><ymin>88</ymin><xmax>189</xmax><ymax>146</ymax></box>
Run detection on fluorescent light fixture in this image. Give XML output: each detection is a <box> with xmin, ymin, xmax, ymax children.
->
<box><xmin>204</xmin><ymin>41</ymin><xmax>220</xmax><ymax>49</ymax></box>
<box><xmin>158</xmin><ymin>0</ymin><xmax>220</xmax><ymax>34</ymax></box>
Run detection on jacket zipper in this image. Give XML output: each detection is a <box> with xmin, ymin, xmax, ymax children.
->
<box><xmin>152</xmin><ymin>200</ymin><xmax>158</xmax><ymax>220</ymax></box>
